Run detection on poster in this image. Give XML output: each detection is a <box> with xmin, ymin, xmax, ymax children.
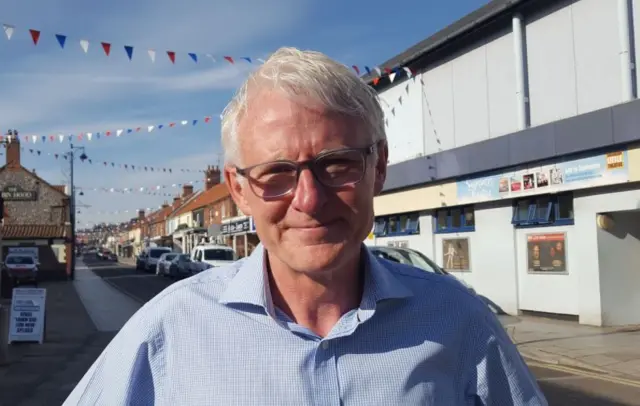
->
<box><xmin>526</xmin><ymin>233</ymin><xmax>567</xmax><ymax>273</ymax></box>
<box><xmin>8</xmin><ymin>288</ymin><xmax>47</xmax><ymax>344</ymax></box>
<box><xmin>442</xmin><ymin>238</ymin><xmax>470</xmax><ymax>271</ymax></box>
<box><xmin>457</xmin><ymin>150</ymin><xmax>629</xmax><ymax>204</ymax></box>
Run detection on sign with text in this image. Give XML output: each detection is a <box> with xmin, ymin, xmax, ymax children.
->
<box><xmin>8</xmin><ymin>288</ymin><xmax>47</xmax><ymax>344</ymax></box>
<box><xmin>2</xmin><ymin>185</ymin><xmax>37</xmax><ymax>201</ymax></box>
<box><xmin>456</xmin><ymin>150</ymin><xmax>629</xmax><ymax>204</ymax></box>
<box><xmin>221</xmin><ymin>217</ymin><xmax>252</xmax><ymax>235</ymax></box>
<box><xmin>527</xmin><ymin>233</ymin><xmax>567</xmax><ymax>274</ymax></box>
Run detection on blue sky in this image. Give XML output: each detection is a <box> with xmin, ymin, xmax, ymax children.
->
<box><xmin>0</xmin><ymin>0</ymin><xmax>488</xmax><ymax>226</ymax></box>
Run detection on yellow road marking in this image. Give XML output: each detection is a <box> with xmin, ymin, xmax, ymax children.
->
<box><xmin>528</xmin><ymin>361</ymin><xmax>640</xmax><ymax>389</ymax></box>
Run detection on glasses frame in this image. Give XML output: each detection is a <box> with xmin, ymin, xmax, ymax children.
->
<box><xmin>235</xmin><ymin>142</ymin><xmax>378</xmax><ymax>199</ymax></box>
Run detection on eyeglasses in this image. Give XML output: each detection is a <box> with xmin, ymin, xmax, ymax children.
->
<box><xmin>235</xmin><ymin>143</ymin><xmax>377</xmax><ymax>199</ymax></box>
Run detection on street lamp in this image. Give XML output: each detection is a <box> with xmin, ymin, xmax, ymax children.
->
<box><xmin>65</xmin><ymin>143</ymin><xmax>88</xmax><ymax>280</ymax></box>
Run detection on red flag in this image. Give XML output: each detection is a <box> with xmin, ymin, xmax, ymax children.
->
<box><xmin>204</xmin><ymin>116</ymin><xmax>211</xmax><ymax>123</ymax></box>
<box><xmin>352</xmin><ymin>65</ymin><xmax>360</xmax><ymax>75</ymax></box>
<box><xmin>167</xmin><ymin>51</ymin><xmax>176</xmax><ymax>64</ymax></box>
<box><xmin>169</xmin><ymin>122</ymin><xmax>175</xmax><ymax>127</ymax></box>
<box><xmin>29</xmin><ymin>29</ymin><xmax>40</xmax><ymax>45</ymax></box>
<box><xmin>49</xmin><ymin>135</ymin><xmax>54</xmax><ymax>141</ymax></box>
<box><xmin>136</xmin><ymin>127</ymin><xmax>141</xmax><ymax>132</ymax></box>
<box><xmin>224</xmin><ymin>56</ymin><xmax>234</xmax><ymax>64</ymax></box>
<box><xmin>101</xmin><ymin>42</ymin><xmax>111</xmax><ymax>56</ymax></box>
<box><xmin>384</xmin><ymin>68</ymin><xmax>392</xmax><ymax>75</ymax></box>
<box><xmin>78</xmin><ymin>133</ymin><xmax>83</xmax><ymax>140</ymax></box>
<box><xmin>106</xmin><ymin>131</ymin><xmax>111</xmax><ymax>136</ymax></box>
<box><xmin>372</xmin><ymin>78</ymin><xmax>380</xmax><ymax>86</ymax></box>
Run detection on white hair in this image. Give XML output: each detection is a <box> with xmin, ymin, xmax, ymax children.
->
<box><xmin>220</xmin><ymin>47</ymin><xmax>386</xmax><ymax>167</ymax></box>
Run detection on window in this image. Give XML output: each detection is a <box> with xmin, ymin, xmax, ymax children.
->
<box><xmin>511</xmin><ymin>193</ymin><xmax>574</xmax><ymax>227</ymax></box>
<box><xmin>372</xmin><ymin>213</ymin><xmax>421</xmax><ymax>237</ymax></box>
<box><xmin>434</xmin><ymin>206</ymin><xmax>475</xmax><ymax>234</ymax></box>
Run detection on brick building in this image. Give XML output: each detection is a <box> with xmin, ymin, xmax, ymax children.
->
<box><xmin>0</xmin><ymin>134</ymin><xmax>72</xmax><ymax>283</ymax></box>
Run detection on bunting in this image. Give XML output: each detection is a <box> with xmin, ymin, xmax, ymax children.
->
<box><xmin>78</xmin><ymin>179</ymin><xmax>204</xmax><ymax>197</ymax></box>
<box><xmin>19</xmin><ymin>146</ymin><xmax>208</xmax><ymax>173</ymax></box>
<box><xmin>2</xmin><ymin>114</ymin><xmax>214</xmax><ymax>145</ymax></box>
<box><xmin>0</xmin><ymin>22</ymin><xmax>414</xmax><ymax>85</ymax></box>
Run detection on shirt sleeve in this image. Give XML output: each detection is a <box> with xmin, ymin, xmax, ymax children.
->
<box><xmin>464</xmin><ymin>306</ymin><xmax>548</xmax><ymax>406</ymax></box>
<box><xmin>62</xmin><ymin>308</ymin><xmax>163</xmax><ymax>406</ymax></box>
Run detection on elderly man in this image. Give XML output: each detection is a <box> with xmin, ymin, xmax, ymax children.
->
<box><xmin>64</xmin><ymin>47</ymin><xmax>546</xmax><ymax>405</ymax></box>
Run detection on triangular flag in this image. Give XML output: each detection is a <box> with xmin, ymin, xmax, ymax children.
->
<box><xmin>29</xmin><ymin>29</ymin><xmax>40</xmax><ymax>45</ymax></box>
<box><xmin>204</xmin><ymin>54</ymin><xmax>216</xmax><ymax>62</ymax></box>
<box><xmin>181</xmin><ymin>120</ymin><xmax>188</xmax><ymax>126</ymax></box>
<box><xmin>403</xmin><ymin>67</ymin><xmax>413</xmax><ymax>77</ymax></box>
<box><xmin>55</xmin><ymin>34</ymin><xmax>66</xmax><ymax>49</ymax></box>
<box><xmin>31</xmin><ymin>135</ymin><xmax>37</xmax><ymax>143</ymax></box>
<box><xmin>148</xmin><ymin>49</ymin><xmax>156</xmax><ymax>62</ymax></box>
<box><xmin>204</xmin><ymin>116</ymin><xmax>211</xmax><ymax>123</ymax></box>
<box><xmin>373</xmin><ymin>78</ymin><xmax>380</xmax><ymax>86</ymax></box>
<box><xmin>3</xmin><ymin>24</ymin><xmax>14</xmax><ymax>40</ymax></box>
<box><xmin>224</xmin><ymin>56</ymin><xmax>234</xmax><ymax>64</ymax></box>
<box><xmin>158</xmin><ymin>124</ymin><xmax>164</xmax><ymax>130</ymax></box>
<box><xmin>192</xmin><ymin>119</ymin><xmax>198</xmax><ymax>126</ymax></box>
<box><xmin>124</xmin><ymin>45</ymin><xmax>134</xmax><ymax>60</ymax></box>
<box><xmin>352</xmin><ymin>65</ymin><xmax>360</xmax><ymax>75</ymax></box>
<box><xmin>374</xmin><ymin>67</ymin><xmax>382</xmax><ymax>76</ymax></box>
<box><xmin>169</xmin><ymin>122</ymin><xmax>175</xmax><ymax>127</ymax></box>
<box><xmin>79</xmin><ymin>39</ymin><xmax>89</xmax><ymax>53</ymax></box>
<box><xmin>241</xmin><ymin>57</ymin><xmax>252</xmax><ymax>63</ymax></box>
<box><xmin>188</xmin><ymin>53</ymin><xmax>198</xmax><ymax>63</ymax></box>
<box><xmin>87</xmin><ymin>133</ymin><xmax>93</xmax><ymax>141</ymax></box>
<box><xmin>147</xmin><ymin>125</ymin><xmax>155</xmax><ymax>132</ymax></box>
<box><xmin>58</xmin><ymin>134</ymin><xmax>64</xmax><ymax>143</ymax></box>
<box><xmin>257</xmin><ymin>58</ymin><xmax>266</xmax><ymax>64</ymax></box>
<box><xmin>116</xmin><ymin>129</ymin><xmax>123</xmax><ymax>137</ymax></box>
<box><xmin>389</xmin><ymin>73</ymin><xmax>397</xmax><ymax>83</ymax></box>
<box><xmin>101</xmin><ymin>42</ymin><xmax>111</xmax><ymax>56</ymax></box>
<box><xmin>167</xmin><ymin>51</ymin><xmax>176</xmax><ymax>64</ymax></box>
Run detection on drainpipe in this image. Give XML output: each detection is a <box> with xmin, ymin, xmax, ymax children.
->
<box><xmin>513</xmin><ymin>14</ymin><xmax>529</xmax><ymax>130</ymax></box>
<box><xmin>618</xmin><ymin>0</ymin><xmax>635</xmax><ymax>101</ymax></box>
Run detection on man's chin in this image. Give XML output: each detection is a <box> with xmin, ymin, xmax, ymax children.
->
<box><xmin>280</xmin><ymin>242</ymin><xmax>351</xmax><ymax>274</ymax></box>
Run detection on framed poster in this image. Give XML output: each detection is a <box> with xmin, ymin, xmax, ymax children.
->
<box><xmin>526</xmin><ymin>233</ymin><xmax>567</xmax><ymax>274</ymax></box>
<box><xmin>442</xmin><ymin>238</ymin><xmax>470</xmax><ymax>271</ymax></box>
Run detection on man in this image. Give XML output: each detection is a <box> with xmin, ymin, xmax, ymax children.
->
<box><xmin>64</xmin><ymin>47</ymin><xmax>547</xmax><ymax>405</ymax></box>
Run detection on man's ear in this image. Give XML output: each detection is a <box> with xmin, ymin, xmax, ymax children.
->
<box><xmin>373</xmin><ymin>141</ymin><xmax>388</xmax><ymax>196</ymax></box>
<box><xmin>224</xmin><ymin>165</ymin><xmax>252</xmax><ymax>216</ymax></box>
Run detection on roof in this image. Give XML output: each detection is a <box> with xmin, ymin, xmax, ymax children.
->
<box><xmin>172</xmin><ymin>191</ymin><xmax>204</xmax><ymax>217</ymax></box>
<box><xmin>1</xmin><ymin>224</ymin><xmax>68</xmax><ymax>239</ymax></box>
<box><xmin>363</xmin><ymin>0</ymin><xmax>539</xmax><ymax>89</ymax></box>
<box><xmin>0</xmin><ymin>165</ymin><xmax>69</xmax><ymax>199</ymax></box>
<box><xmin>147</xmin><ymin>205</ymin><xmax>174</xmax><ymax>225</ymax></box>
<box><xmin>172</xmin><ymin>183</ymin><xmax>231</xmax><ymax>216</ymax></box>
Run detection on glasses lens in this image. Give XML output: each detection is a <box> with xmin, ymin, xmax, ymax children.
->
<box><xmin>315</xmin><ymin>149</ymin><xmax>365</xmax><ymax>187</ymax></box>
<box><xmin>247</xmin><ymin>162</ymin><xmax>298</xmax><ymax>198</ymax></box>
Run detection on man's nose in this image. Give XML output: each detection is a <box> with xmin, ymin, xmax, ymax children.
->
<box><xmin>290</xmin><ymin>168</ymin><xmax>327</xmax><ymax>214</ymax></box>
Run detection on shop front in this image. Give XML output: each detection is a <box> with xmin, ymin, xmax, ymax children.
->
<box><xmin>221</xmin><ymin>216</ymin><xmax>260</xmax><ymax>258</ymax></box>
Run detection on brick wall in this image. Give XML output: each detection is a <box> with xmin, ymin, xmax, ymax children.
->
<box><xmin>0</xmin><ymin>168</ymin><xmax>69</xmax><ymax>225</ymax></box>
<box><xmin>204</xmin><ymin>197</ymin><xmax>237</xmax><ymax>228</ymax></box>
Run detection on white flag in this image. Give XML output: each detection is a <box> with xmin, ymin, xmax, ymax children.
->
<box><xmin>116</xmin><ymin>129</ymin><xmax>123</xmax><ymax>137</ymax></box>
<box><xmin>148</xmin><ymin>49</ymin><xmax>156</xmax><ymax>63</ymax></box>
<box><xmin>86</xmin><ymin>132</ymin><xmax>93</xmax><ymax>141</ymax></box>
<box><xmin>181</xmin><ymin>120</ymin><xmax>188</xmax><ymax>126</ymax></box>
<box><xmin>80</xmin><ymin>39</ymin><xmax>89</xmax><ymax>53</ymax></box>
<box><xmin>148</xmin><ymin>125</ymin><xmax>155</xmax><ymax>132</ymax></box>
<box><xmin>3</xmin><ymin>24</ymin><xmax>14</xmax><ymax>40</ymax></box>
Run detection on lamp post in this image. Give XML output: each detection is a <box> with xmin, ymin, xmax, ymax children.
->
<box><xmin>65</xmin><ymin>144</ymin><xmax>88</xmax><ymax>281</ymax></box>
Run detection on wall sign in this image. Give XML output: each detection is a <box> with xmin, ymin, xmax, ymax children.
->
<box><xmin>526</xmin><ymin>233</ymin><xmax>567</xmax><ymax>274</ymax></box>
<box><xmin>2</xmin><ymin>185</ymin><xmax>37</xmax><ymax>201</ymax></box>
<box><xmin>456</xmin><ymin>150</ymin><xmax>629</xmax><ymax>204</ymax></box>
<box><xmin>442</xmin><ymin>238</ymin><xmax>471</xmax><ymax>272</ymax></box>
<box><xmin>221</xmin><ymin>217</ymin><xmax>251</xmax><ymax>235</ymax></box>
<box><xmin>8</xmin><ymin>288</ymin><xmax>47</xmax><ymax>344</ymax></box>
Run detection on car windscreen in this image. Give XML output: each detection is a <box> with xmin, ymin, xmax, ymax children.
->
<box><xmin>165</xmin><ymin>254</ymin><xmax>177</xmax><ymax>261</ymax></box>
<box><xmin>149</xmin><ymin>249</ymin><xmax>170</xmax><ymax>258</ymax></box>
<box><xmin>6</xmin><ymin>256</ymin><xmax>35</xmax><ymax>265</ymax></box>
<box><xmin>203</xmin><ymin>249</ymin><xmax>234</xmax><ymax>261</ymax></box>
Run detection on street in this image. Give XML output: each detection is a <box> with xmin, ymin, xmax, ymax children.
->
<box><xmin>84</xmin><ymin>256</ymin><xmax>640</xmax><ymax>405</ymax></box>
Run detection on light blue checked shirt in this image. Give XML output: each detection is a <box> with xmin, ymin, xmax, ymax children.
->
<box><xmin>64</xmin><ymin>244</ymin><xmax>547</xmax><ymax>405</ymax></box>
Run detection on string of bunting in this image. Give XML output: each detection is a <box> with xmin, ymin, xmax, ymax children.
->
<box><xmin>19</xmin><ymin>146</ymin><xmax>207</xmax><ymax>173</ymax></box>
<box><xmin>78</xmin><ymin>179</ymin><xmax>205</xmax><ymax>197</ymax></box>
<box><xmin>2</xmin><ymin>115</ymin><xmax>214</xmax><ymax>145</ymax></box>
<box><xmin>1</xmin><ymin>22</ymin><xmax>414</xmax><ymax>84</ymax></box>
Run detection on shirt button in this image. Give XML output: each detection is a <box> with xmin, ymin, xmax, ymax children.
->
<box><xmin>321</xmin><ymin>341</ymin><xmax>329</xmax><ymax>350</ymax></box>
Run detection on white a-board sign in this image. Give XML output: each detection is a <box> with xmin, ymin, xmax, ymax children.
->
<box><xmin>8</xmin><ymin>288</ymin><xmax>47</xmax><ymax>344</ymax></box>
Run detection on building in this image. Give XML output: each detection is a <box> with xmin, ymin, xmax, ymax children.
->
<box><xmin>0</xmin><ymin>134</ymin><xmax>71</xmax><ymax>282</ymax></box>
<box><xmin>367</xmin><ymin>0</ymin><xmax>640</xmax><ymax>327</ymax></box>
<box><xmin>221</xmin><ymin>214</ymin><xmax>258</xmax><ymax>259</ymax></box>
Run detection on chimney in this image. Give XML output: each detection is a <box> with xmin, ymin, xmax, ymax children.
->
<box><xmin>205</xmin><ymin>165</ymin><xmax>222</xmax><ymax>190</ymax></box>
<box><xmin>6</xmin><ymin>130</ymin><xmax>20</xmax><ymax>169</ymax></box>
<box><xmin>161</xmin><ymin>203</ymin><xmax>169</xmax><ymax>209</ymax></box>
<box><xmin>137</xmin><ymin>209</ymin><xmax>145</xmax><ymax>221</ymax></box>
<box><xmin>182</xmin><ymin>184</ymin><xmax>194</xmax><ymax>197</ymax></box>
<box><xmin>172</xmin><ymin>196</ymin><xmax>181</xmax><ymax>209</ymax></box>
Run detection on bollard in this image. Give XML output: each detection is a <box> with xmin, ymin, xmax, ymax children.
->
<box><xmin>0</xmin><ymin>303</ymin><xmax>9</xmax><ymax>365</ymax></box>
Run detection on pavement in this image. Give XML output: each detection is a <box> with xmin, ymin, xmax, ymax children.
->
<box><xmin>2</xmin><ymin>256</ymin><xmax>640</xmax><ymax>405</ymax></box>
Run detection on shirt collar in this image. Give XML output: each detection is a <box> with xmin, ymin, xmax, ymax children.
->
<box><xmin>219</xmin><ymin>244</ymin><xmax>413</xmax><ymax>313</ymax></box>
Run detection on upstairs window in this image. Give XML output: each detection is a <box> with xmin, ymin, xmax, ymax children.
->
<box><xmin>512</xmin><ymin>193</ymin><xmax>574</xmax><ymax>227</ymax></box>
<box><xmin>373</xmin><ymin>213</ymin><xmax>420</xmax><ymax>237</ymax></box>
<box><xmin>434</xmin><ymin>206</ymin><xmax>475</xmax><ymax>234</ymax></box>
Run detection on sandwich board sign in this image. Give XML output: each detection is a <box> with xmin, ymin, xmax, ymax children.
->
<box><xmin>8</xmin><ymin>288</ymin><xmax>47</xmax><ymax>344</ymax></box>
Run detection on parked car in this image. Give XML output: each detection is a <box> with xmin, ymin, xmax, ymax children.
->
<box><xmin>191</xmin><ymin>244</ymin><xmax>236</xmax><ymax>268</ymax></box>
<box><xmin>168</xmin><ymin>254</ymin><xmax>211</xmax><ymax>279</ymax></box>
<box><xmin>369</xmin><ymin>246</ymin><xmax>476</xmax><ymax>294</ymax></box>
<box><xmin>137</xmin><ymin>247</ymin><xmax>172</xmax><ymax>272</ymax></box>
<box><xmin>3</xmin><ymin>254</ymin><xmax>39</xmax><ymax>287</ymax></box>
<box><xmin>156</xmin><ymin>252</ymin><xmax>178</xmax><ymax>276</ymax></box>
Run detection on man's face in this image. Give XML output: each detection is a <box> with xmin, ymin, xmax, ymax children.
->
<box><xmin>225</xmin><ymin>90</ymin><xmax>387</xmax><ymax>275</ymax></box>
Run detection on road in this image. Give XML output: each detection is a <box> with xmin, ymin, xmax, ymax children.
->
<box><xmin>84</xmin><ymin>256</ymin><xmax>640</xmax><ymax>405</ymax></box>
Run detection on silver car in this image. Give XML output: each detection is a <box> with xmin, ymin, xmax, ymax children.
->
<box><xmin>3</xmin><ymin>254</ymin><xmax>39</xmax><ymax>287</ymax></box>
